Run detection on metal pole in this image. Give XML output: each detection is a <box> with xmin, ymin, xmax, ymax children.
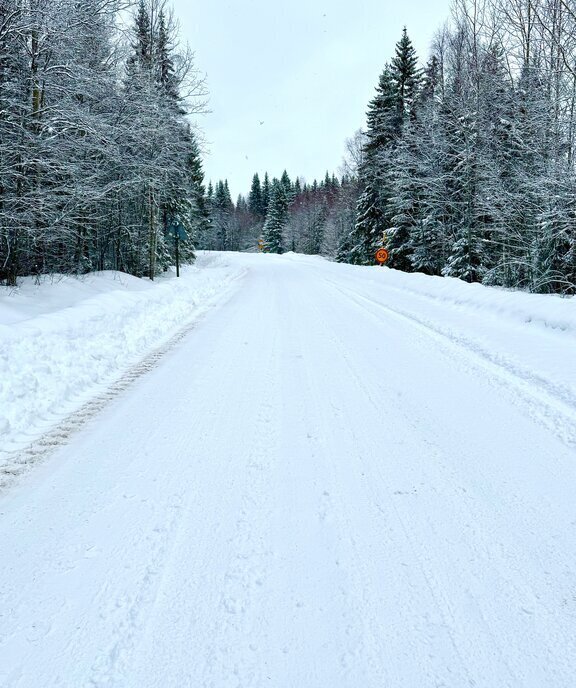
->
<box><xmin>175</xmin><ymin>234</ymin><xmax>180</xmax><ymax>277</ymax></box>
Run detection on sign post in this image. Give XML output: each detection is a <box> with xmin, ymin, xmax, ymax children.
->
<box><xmin>167</xmin><ymin>222</ymin><xmax>188</xmax><ymax>277</ymax></box>
<box><xmin>175</xmin><ymin>231</ymin><xmax>180</xmax><ymax>277</ymax></box>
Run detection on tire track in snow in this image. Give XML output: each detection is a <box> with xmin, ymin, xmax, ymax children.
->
<box><xmin>0</xmin><ymin>272</ymin><xmax>246</xmax><ymax>493</ymax></box>
<box><xmin>200</xmin><ymin>323</ymin><xmax>280</xmax><ymax>687</ymax></box>
<box><xmin>314</xmin><ymin>274</ymin><xmax>576</xmax><ymax>684</ymax></box>
<box><xmin>87</xmin><ymin>490</ymin><xmax>189</xmax><ymax>688</ymax></box>
<box><xmin>295</xmin><ymin>285</ymin><xmax>483</xmax><ymax>686</ymax></box>
<box><xmin>275</xmin><ymin>292</ymin><xmax>377</xmax><ymax>682</ymax></box>
<box><xmin>324</xmin><ymin>277</ymin><xmax>576</xmax><ymax>450</ymax></box>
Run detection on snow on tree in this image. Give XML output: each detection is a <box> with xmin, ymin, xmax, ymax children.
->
<box><xmin>0</xmin><ymin>0</ymin><xmax>207</xmax><ymax>285</ymax></box>
<box><xmin>338</xmin><ymin>65</ymin><xmax>399</xmax><ymax>264</ymax></box>
<box><xmin>248</xmin><ymin>174</ymin><xmax>264</xmax><ymax>218</ymax></box>
<box><xmin>262</xmin><ymin>182</ymin><xmax>288</xmax><ymax>254</ymax></box>
<box><xmin>262</xmin><ymin>173</ymin><xmax>271</xmax><ymax>216</ymax></box>
<box><xmin>391</xmin><ymin>27</ymin><xmax>422</xmax><ymax>121</ymax></box>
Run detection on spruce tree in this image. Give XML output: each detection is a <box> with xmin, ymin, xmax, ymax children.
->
<box><xmin>387</xmin><ymin>134</ymin><xmax>421</xmax><ymax>271</ymax></box>
<box><xmin>364</xmin><ymin>64</ymin><xmax>402</xmax><ymax>158</ymax></box>
<box><xmin>391</xmin><ymin>27</ymin><xmax>421</xmax><ymax>121</ymax></box>
<box><xmin>384</xmin><ymin>29</ymin><xmax>422</xmax><ymax>268</ymax></box>
<box><xmin>280</xmin><ymin>170</ymin><xmax>292</xmax><ymax>196</ymax></box>
<box><xmin>262</xmin><ymin>172</ymin><xmax>271</xmax><ymax>215</ymax></box>
<box><xmin>404</xmin><ymin>70</ymin><xmax>450</xmax><ymax>276</ymax></box>
<box><xmin>248</xmin><ymin>173</ymin><xmax>264</xmax><ymax>217</ymax></box>
<box><xmin>212</xmin><ymin>180</ymin><xmax>234</xmax><ymax>250</ymax></box>
<box><xmin>385</xmin><ymin>48</ymin><xmax>444</xmax><ymax>275</ymax></box>
<box><xmin>185</xmin><ymin>133</ymin><xmax>210</xmax><ymax>251</ymax></box>
<box><xmin>441</xmin><ymin>109</ymin><xmax>490</xmax><ymax>283</ymax></box>
<box><xmin>127</xmin><ymin>0</ymin><xmax>152</xmax><ymax>76</ymax></box>
<box><xmin>343</xmin><ymin>184</ymin><xmax>385</xmax><ymax>264</ymax></box>
<box><xmin>262</xmin><ymin>182</ymin><xmax>288</xmax><ymax>254</ymax></box>
<box><xmin>339</xmin><ymin>30</ymin><xmax>422</xmax><ymax>267</ymax></box>
<box><xmin>340</xmin><ymin>65</ymin><xmax>399</xmax><ymax>264</ymax></box>
<box><xmin>421</xmin><ymin>54</ymin><xmax>440</xmax><ymax>103</ymax></box>
<box><xmin>156</xmin><ymin>9</ymin><xmax>180</xmax><ymax>106</ymax></box>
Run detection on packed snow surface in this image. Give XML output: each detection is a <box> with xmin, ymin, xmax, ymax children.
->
<box><xmin>1</xmin><ymin>252</ymin><xmax>576</xmax><ymax>687</ymax></box>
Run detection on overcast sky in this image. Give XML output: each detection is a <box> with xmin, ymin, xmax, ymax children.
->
<box><xmin>171</xmin><ymin>0</ymin><xmax>452</xmax><ymax>198</ymax></box>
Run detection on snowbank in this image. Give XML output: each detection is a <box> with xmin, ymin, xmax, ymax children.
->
<box><xmin>0</xmin><ymin>253</ymin><xmax>245</xmax><ymax>452</ymax></box>
<box><xmin>283</xmin><ymin>254</ymin><xmax>576</xmax><ymax>435</ymax></box>
<box><xmin>364</xmin><ymin>266</ymin><xmax>576</xmax><ymax>336</ymax></box>
<box><xmin>285</xmin><ymin>253</ymin><xmax>576</xmax><ymax>338</ymax></box>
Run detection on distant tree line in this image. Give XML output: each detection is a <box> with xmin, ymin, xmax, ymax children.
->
<box><xmin>0</xmin><ymin>0</ymin><xmax>208</xmax><ymax>286</ymax></box>
<box><xmin>339</xmin><ymin>0</ymin><xmax>576</xmax><ymax>294</ymax></box>
<box><xmin>196</xmin><ymin>169</ymin><xmax>362</xmax><ymax>257</ymax></box>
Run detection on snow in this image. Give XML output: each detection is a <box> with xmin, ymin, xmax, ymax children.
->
<box><xmin>311</xmin><ymin>256</ymin><xmax>576</xmax><ymax>446</ymax></box>
<box><xmin>1</xmin><ymin>252</ymin><xmax>576</xmax><ymax>687</ymax></box>
<box><xmin>0</xmin><ymin>254</ymin><xmax>245</xmax><ymax>457</ymax></box>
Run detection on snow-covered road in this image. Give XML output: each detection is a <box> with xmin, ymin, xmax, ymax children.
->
<box><xmin>1</xmin><ymin>253</ymin><xmax>576</xmax><ymax>687</ymax></box>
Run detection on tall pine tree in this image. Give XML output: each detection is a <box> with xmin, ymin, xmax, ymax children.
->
<box><xmin>262</xmin><ymin>182</ymin><xmax>288</xmax><ymax>254</ymax></box>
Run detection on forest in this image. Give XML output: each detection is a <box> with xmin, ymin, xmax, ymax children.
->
<box><xmin>0</xmin><ymin>0</ymin><xmax>208</xmax><ymax>286</ymax></box>
<box><xmin>2</xmin><ymin>0</ymin><xmax>576</xmax><ymax>293</ymax></box>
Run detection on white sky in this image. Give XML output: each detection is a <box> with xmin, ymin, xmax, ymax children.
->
<box><xmin>172</xmin><ymin>0</ymin><xmax>452</xmax><ymax>198</ymax></box>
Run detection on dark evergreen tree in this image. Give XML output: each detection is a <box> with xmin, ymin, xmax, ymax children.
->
<box><xmin>363</xmin><ymin>64</ymin><xmax>403</xmax><ymax>158</ymax></box>
<box><xmin>421</xmin><ymin>54</ymin><xmax>441</xmax><ymax>103</ymax></box>
<box><xmin>384</xmin><ymin>29</ymin><xmax>422</xmax><ymax>268</ymax></box>
<box><xmin>441</xmin><ymin>104</ymin><xmax>490</xmax><ymax>283</ymax></box>
<box><xmin>248</xmin><ymin>173</ymin><xmax>264</xmax><ymax>217</ymax></box>
<box><xmin>391</xmin><ymin>27</ymin><xmax>422</xmax><ymax>120</ymax></box>
<box><xmin>262</xmin><ymin>182</ymin><xmax>288</xmax><ymax>253</ymax></box>
<box><xmin>339</xmin><ymin>65</ymin><xmax>399</xmax><ymax>264</ymax></box>
<box><xmin>404</xmin><ymin>70</ymin><xmax>450</xmax><ymax>276</ymax></box>
<box><xmin>387</xmin><ymin>133</ymin><xmax>422</xmax><ymax>271</ymax></box>
<box><xmin>343</xmin><ymin>184</ymin><xmax>385</xmax><ymax>264</ymax></box>
<box><xmin>156</xmin><ymin>10</ymin><xmax>180</xmax><ymax>106</ymax></box>
<box><xmin>280</xmin><ymin>170</ymin><xmax>292</xmax><ymax>196</ymax></box>
<box><xmin>211</xmin><ymin>180</ymin><xmax>234</xmax><ymax>250</ymax></box>
<box><xmin>262</xmin><ymin>172</ymin><xmax>271</xmax><ymax>215</ymax></box>
<box><xmin>185</xmin><ymin>133</ymin><xmax>210</xmax><ymax>250</ymax></box>
<box><xmin>127</xmin><ymin>0</ymin><xmax>152</xmax><ymax>76</ymax></box>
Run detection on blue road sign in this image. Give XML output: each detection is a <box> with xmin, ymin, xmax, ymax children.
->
<box><xmin>167</xmin><ymin>223</ymin><xmax>188</xmax><ymax>241</ymax></box>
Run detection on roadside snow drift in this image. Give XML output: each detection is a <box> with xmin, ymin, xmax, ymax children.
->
<box><xmin>0</xmin><ymin>254</ymin><xmax>245</xmax><ymax>454</ymax></box>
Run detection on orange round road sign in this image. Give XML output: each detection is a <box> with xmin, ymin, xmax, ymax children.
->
<box><xmin>375</xmin><ymin>248</ymin><xmax>389</xmax><ymax>264</ymax></box>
